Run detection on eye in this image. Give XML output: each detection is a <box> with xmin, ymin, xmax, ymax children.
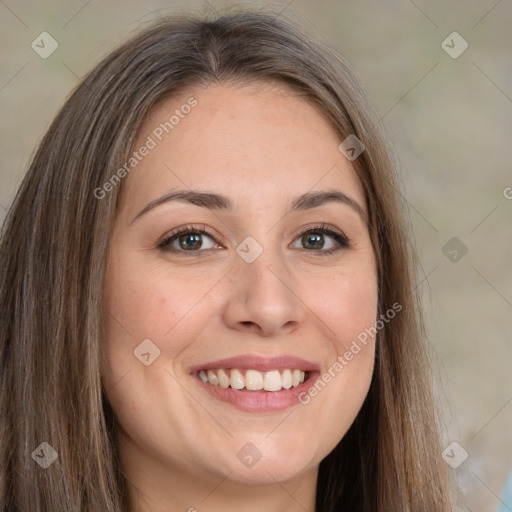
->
<box><xmin>158</xmin><ymin>223</ymin><xmax>350</xmax><ymax>256</ymax></box>
<box><xmin>291</xmin><ymin>224</ymin><xmax>350</xmax><ymax>255</ymax></box>
<box><xmin>158</xmin><ymin>224</ymin><xmax>220</xmax><ymax>254</ymax></box>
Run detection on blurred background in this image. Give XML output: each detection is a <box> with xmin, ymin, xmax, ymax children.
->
<box><xmin>1</xmin><ymin>1</ymin><xmax>511</xmax><ymax>510</ymax></box>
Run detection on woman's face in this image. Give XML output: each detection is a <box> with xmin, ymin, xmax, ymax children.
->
<box><xmin>102</xmin><ymin>81</ymin><xmax>378</xmax><ymax>491</ymax></box>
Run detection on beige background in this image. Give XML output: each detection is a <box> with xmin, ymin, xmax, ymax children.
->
<box><xmin>1</xmin><ymin>1</ymin><xmax>511</xmax><ymax>510</ymax></box>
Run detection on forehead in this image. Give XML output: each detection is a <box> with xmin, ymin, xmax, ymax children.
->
<box><xmin>121</xmin><ymin>81</ymin><xmax>366</xmax><ymax>217</ymax></box>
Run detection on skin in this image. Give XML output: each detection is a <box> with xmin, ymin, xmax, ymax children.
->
<box><xmin>101</xmin><ymin>81</ymin><xmax>378</xmax><ymax>512</ymax></box>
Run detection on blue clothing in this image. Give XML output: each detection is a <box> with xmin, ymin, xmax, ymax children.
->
<box><xmin>498</xmin><ymin>473</ymin><xmax>512</xmax><ymax>512</ymax></box>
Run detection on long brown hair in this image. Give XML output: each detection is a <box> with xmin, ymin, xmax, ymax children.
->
<box><xmin>0</xmin><ymin>9</ymin><xmax>451</xmax><ymax>511</ymax></box>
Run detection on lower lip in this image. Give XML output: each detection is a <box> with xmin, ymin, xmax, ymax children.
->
<box><xmin>195</xmin><ymin>372</ymin><xmax>319</xmax><ymax>412</ymax></box>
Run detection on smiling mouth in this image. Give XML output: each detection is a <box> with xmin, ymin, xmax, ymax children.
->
<box><xmin>197</xmin><ymin>368</ymin><xmax>310</xmax><ymax>392</ymax></box>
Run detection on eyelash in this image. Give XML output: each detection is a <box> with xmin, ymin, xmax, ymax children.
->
<box><xmin>157</xmin><ymin>223</ymin><xmax>350</xmax><ymax>257</ymax></box>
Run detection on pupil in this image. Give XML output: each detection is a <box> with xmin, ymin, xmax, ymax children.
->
<box><xmin>180</xmin><ymin>233</ymin><xmax>201</xmax><ymax>250</ymax></box>
<box><xmin>304</xmin><ymin>232</ymin><xmax>324</xmax><ymax>249</ymax></box>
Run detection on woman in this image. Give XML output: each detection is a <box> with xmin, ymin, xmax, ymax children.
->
<box><xmin>0</xmin><ymin>10</ymin><xmax>452</xmax><ymax>511</ymax></box>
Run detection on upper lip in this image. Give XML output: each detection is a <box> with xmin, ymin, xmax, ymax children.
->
<box><xmin>189</xmin><ymin>355</ymin><xmax>320</xmax><ymax>373</ymax></box>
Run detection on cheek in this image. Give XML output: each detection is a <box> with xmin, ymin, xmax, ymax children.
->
<box><xmin>339</xmin><ymin>274</ymin><xmax>378</xmax><ymax>347</ymax></box>
<box><xmin>100</xmin><ymin>252</ymin><xmax>216</xmax><ymax>400</ymax></box>
<box><xmin>296</xmin><ymin>262</ymin><xmax>377</xmax><ymax>429</ymax></box>
<box><xmin>306</xmin><ymin>262</ymin><xmax>378</xmax><ymax>352</ymax></box>
<box><xmin>102</xmin><ymin>252</ymin><xmax>216</xmax><ymax>348</ymax></box>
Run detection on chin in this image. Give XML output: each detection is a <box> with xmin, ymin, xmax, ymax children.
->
<box><xmin>208</xmin><ymin>436</ymin><xmax>321</xmax><ymax>485</ymax></box>
<box><xmin>223</xmin><ymin>459</ymin><xmax>314</xmax><ymax>486</ymax></box>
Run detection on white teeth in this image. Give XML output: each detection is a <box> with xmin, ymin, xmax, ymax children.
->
<box><xmin>245</xmin><ymin>369</ymin><xmax>263</xmax><ymax>390</ymax></box>
<box><xmin>230</xmin><ymin>369</ymin><xmax>245</xmax><ymax>390</ymax></box>
<box><xmin>282</xmin><ymin>369</ymin><xmax>292</xmax><ymax>389</ymax></box>
<box><xmin>198</xmin><ymin>368</ymin><xmax>309</xmax><ymax>391</ymax></box>
<box><xmin>217</xmin><ymin>368</ymin><xmax>230</xmax><ymax>388</ymax></box>
<box><xmin>207</xmin><ymin>370</ymin><xmax>218</xmax><ymax>386</ymax></box>
<box><xmin>263</xmin><ymin>370</ymin><xmax>282</xmax><ymax>391</ymax></box>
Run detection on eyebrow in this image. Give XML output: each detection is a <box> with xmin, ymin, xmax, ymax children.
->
<box><xmin>130</xmin><ymin>188</ymin><xmax>367</xmax><ymax>224</ymax></box>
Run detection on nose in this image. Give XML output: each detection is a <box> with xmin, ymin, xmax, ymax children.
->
<box><xmin>221</xmin><ymin>248</ymin><xmax>306</xmax><ymax>337</ymax></box>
